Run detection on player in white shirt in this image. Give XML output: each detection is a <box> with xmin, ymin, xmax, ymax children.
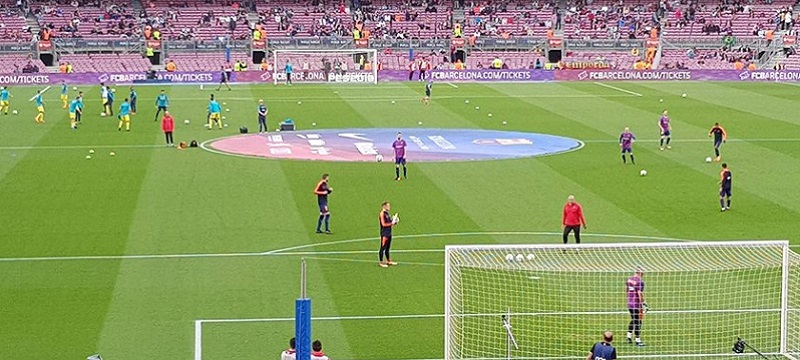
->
<box><xmin>281</xmin><ymin>337</ymin><xmax>296</xmax><ymax>360</ymax></box>
<box><xmin>310</xmin><ymin>340</ymin><xmax>330</xmax><ymax>360</ymax></box>
<box><xmin>100</xmin><ymin>83</ymin><xmax>110</xmax><ymax>115</ymax></box>
<box><xmin>302</xmin><ymin>61</ymin><xmax>310</xmax><ymax>76</ymax></box>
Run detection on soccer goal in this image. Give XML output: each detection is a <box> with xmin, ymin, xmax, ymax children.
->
<box><xmin>444</xmin><ymin>241</ymin><xmax>800</xmax><ymax>360</ymax></box>
<box><xmin>272</xmin><ymin>49</ymin><xmax>378</xmax><ymax>85</ymax></box>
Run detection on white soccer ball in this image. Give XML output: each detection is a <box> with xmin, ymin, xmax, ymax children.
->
<box><xmin>681</xmin><ymin>93</ymin><xmax>687</xmax><ymax>98</ymax></box>
<box><xmin>72</xmin><ymin>86</ymin><xmax>77</xmax><ymax>91</ymax></box>
<box><xmin>375</xmin><ymin>154</ymin><xmax>383</xmax><ymax>162</ymax></box>
<box><xmin>100</xmin><ymin>112</ymin><xmax>106</xmax><ymax>117</ymax></box>
<box><xmin>109</xmin><ymin>152</ymin><xmax>115</xmax><ymax>156</ymax></box>
<box><xmin>502</xmin><ymin>121</ymin><xmax>507</xmax><ymax>125</ymax></box>
<box><xmin>312</xmin><ymin>122</ymin><xmax>317</xmax><ymax>126</ymax></box>
<box><xmin>222</xmin><ymin>116</ymin><xmax>226</xmax><ymax>120</ymax></box>
<box><xmin>222</xmin><ymin>102</ymin><xmax>227</xmax><ymax>106</ymax></box>
<box><xmin>85</xmin><ymin>155</ymin><xmax>91</xmax><ymax>160</ymax></box>
<box><xmin>417</xmin><ymin>121</ymin><xmax>422</xmax><ymax>125</ymax></box>
<box><xmin>475</xmin><ymin>106</ymin><xmax>480</xmax><ymax>110</ymax></box>
<box><xmin>297</xmin><ymin>101</ymin><xmax>302</xmax><ymax>105</ymax></box>
<box><xmin>11</xmin><ymin>110</ymin><xmax>17</xmax><ymax>115</ymax></box>
<box><xmin>659</xmin><ymin>98</ymin><xmax>663</xmax><ymax>102</ymax></box>
<box><xmin>515</xmin><ymin>254</ymin><xmax>525</xmax><ymax>262</ymax></box>
<box><xmin>526</xmin><ymin>253</ymin><xmax>536</xmax><ymax>261</ymax></box>
<box><xmin>111</xmin><ymin>88</ymin><xmax>115</xmax><ymax>93</ymax></box>
<box><xmin>705</xmin><ymin>157</ymin><xmax>713</xmax><ymax>163</ymax></box>
<box><xmin>88</xmin><ymin>149</ymin><xmax>95</xmax><ymax>154</ymax></box>
<box><xmin>505</xmin><ymin>254</ymin><xmax>514</xmax><ymax>262</ymax></box>
<box><xmin>640</xmin><ymin>169</ymin><xmax>648</xmax><ymax>176</ymax></box>
<box><xmin>391</xmin><ymin>100</ymin><xmax>396</xmax><ymax>104</ymax></box>
<box><xmin>225</xmin><ymin>108</ymin><xmax>230</xmax><ymax>112</ymax></box>
<box><xmin>465</xmin><ymin>100</ymin><xmax>470</xmax><ymax>104</ymax></box>
<box><xmin>488</xmin><ymin>113</ymin><xmax>493</xmax><ymax>117</ymax></box>
<box><xmin>184</xmin><ymin>119</ymin><xmax>190</xmax><ymax>125</ymax></box>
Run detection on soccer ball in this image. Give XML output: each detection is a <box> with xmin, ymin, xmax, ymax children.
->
<box><xmin>515</xmin><ymin>254</ymin><xmax>525</xmax><ymax>262</ymax></box>
<box><xmin>72</xmin><ymin>86</ymin><xmax>77</xmax><ymax>91</ymax></box>
<box><xmin>505</xmin><ymin>254</ymin><xmax>514</xmax><ymax>262</ymax></box>
<box><xmin>184</xmin><ymin>119</ymin><xmax>190</xmax><ymax>125</ymax></box>
<box><xmin>375</xmin><ymin>154</ymin><xmax>383</xmax><ymax>162</ymax></box>
<box><xmin>705</xmin><ymin>157</ymin><xmax>713</xmax><ymax>163</ymax></box>
<box><xmin>488</xmin><ymin>113</ymin><xmax>493</xmax><ymax>117</ymax></box>
<box><xmin>100</xmin><ymin>112</ymin><xmax>106</xmax><ymax>117</ymax></box>
<box><xmin>681</xmin><ymin>93</ymin><xmax>687</xmax><ymax>98</ymax></box>
<box><xmin>640</xmin><ymin>169</ymin><xmax>648</xmax><ymax>176</ymax></box>
<box><xmin>109</xmin><ymin>152</ymin><xmax>115</xmax><ymax>156</ymax></box>
<box><xmin>111</xmin><ymin>88</ymin><xmax>115</xmax><ymax>93</ymax></box>
<box><xmin>475</xmin><ymin>106</ymin><xmax>480</xmax><ymax>110</ymax></box>
<box><xmin>526</xmin><ymin>253</ymin><xmax>536</xmax><ymax>261</ymax></box>
<box><xmin>11</xmin><ymin>110</ymin><xmax>17</xmax><ymax>115</ymax></box>
<box><xmin>465</xmin><ymin>100</ymin><xmax>470</xmax><ymax>104</ymax></box>
<box><xmin>225</xmin><ymin>108</ymin><xmax>230</xmax><ymax>112</ymax></box>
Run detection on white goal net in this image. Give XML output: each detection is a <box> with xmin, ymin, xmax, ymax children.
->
<box><xmin>444</xmin><ymin>241</ymin><xmax>800</xmax><ymax>360</ymax></box>
<box><xmin>272</xmin><ymin>49</ymin><xmax>378</xmax><ymax>84</ymax></box>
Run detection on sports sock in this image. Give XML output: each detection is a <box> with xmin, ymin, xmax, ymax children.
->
<box><xmin>720</xmin><ymin>199</ymin><xmax>725</xmax><ymax>209</ymax></box>
<box><xmin>403</xmin><ymin>166</ymin><xmax>407</xmax><ymax>178</ymax></box>
<box><xmin>323</xmin><ymin>214</ymin><xmax>330</xmax><ymax>231</ymax></box>
<box><xmin>727</xmin><ymin>199</ymin><xmax>731</xmax><ymax>208</ymax></box>
<box><xmin>118</xmin><ymin>121</ymin><xmax>123</xmax><ymax>130</ymax></box>
<box><xmin>627</xmin><ymin>332</ymin><xmax>632</xmax><ymax>339</ymax></box>
<box><xmin>659</xmin><ymin>138</ymin><xmax>664</xmax><ymax>146</ymax></box>
<box><xmin>635</xmin><ymin>338</ymin><xmax>642</xmax><ymax>343</ymax></box>
<box><xmin>715</xmin><ymin>148</ymin><xmax>720</xmax><ymax>157</ymax></box>
<box><xmin>395</xmin><ymin>167</ymin><xmax>400</xmax><ymax>178</ymax></box>
<box><xmin>622</xmin><ymin>155</ymin><xmax>626</xmax><ymax>164</ymax></box>
<box><xmin>316</xmin><ymin>215</ymin><xmax>324</xmax><ymax>232</ymax></box>
<box><xmin>630</xmin><ymin>155</ymin><xmax>635</xmax><ymax>164</ymax></box>
<box><xmin>666</xmin><ymin>137</ymin><xmax>671</xmax><ymax>145</ymax></box>
<box><xmin>126</xmin><ymin>122</ymin><xmax>130</xmax><ymax>131</ymax></box>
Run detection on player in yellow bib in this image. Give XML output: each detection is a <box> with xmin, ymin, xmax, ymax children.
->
<box><xmin>34</xmin><ymin>90</ymin><xmax>44</xmax><ymax>123</ymax></box>
<box><xmin>60</xmin><ymin>81</ymin><xmax>68</xmax><ymax>109</ymax></box>
<box><xmin>0</xmin><ymin>86</ymin><xmax>11</xmax><ymax>115</ymax></box>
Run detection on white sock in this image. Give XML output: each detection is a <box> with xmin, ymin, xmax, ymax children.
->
<box><xmin>627</xmin><ymin>332</ymin><xmax>632</xmax><ymax>339</ymax></box>
<box><xmin>636</xmin><ymin>337</ymin><xmax>642</xmax><ymax>343</ymax></box>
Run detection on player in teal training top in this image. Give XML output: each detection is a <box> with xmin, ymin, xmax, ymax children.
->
<box><xmin>284</xmin><ymin>60</ymin><xmax>293</xmax><ymax>85</ymax></box>
<box><xmin>0</xmin><ymin>86</ymin><xmax>10</xmax><ymax>115</ymax></box>
<box><xmin>118</xmin><ymin>98</ymin><xmax>132</xmax><ymax>131</ymax></box>
<box><xmin>154</xmin><ymin>89</ymin><xmax>169</xmax><ymax>121</ymax></box>
<box><xmin>207</xmin><ymin>94</ymin><xmax>223</xmax><ymax>129</ymax></box>
<box><xmin>60</xmin><ymin>81</ymin><xmax>68</xmax><ymax>109</ymax></box>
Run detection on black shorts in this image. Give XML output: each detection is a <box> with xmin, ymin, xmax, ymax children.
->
<box><xmin>157</xmin><ymin>106</ymin><xmax>167</xmax><ymax>111</ymax></box>
<box><xmin>720</xmin><ymin>187</ymin><xmax>732</xmax><ymax>197</ymax></box>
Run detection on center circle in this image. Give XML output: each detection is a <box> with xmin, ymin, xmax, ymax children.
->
<box><xmin>203</xmin><ymin>128</ymin><xmax>583</xmax><ymax>162</ymax></box>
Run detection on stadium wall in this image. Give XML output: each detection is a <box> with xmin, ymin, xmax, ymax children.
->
<box><xmin>3</xmin><ymin>69</ymin><xmax>800</xmax><ymax>85</ymax></box>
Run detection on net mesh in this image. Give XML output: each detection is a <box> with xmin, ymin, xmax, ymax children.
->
<box><xmin>444</xmin><ymin>242</ymin><xmax>798</xmax><ymax>360</ymax></box>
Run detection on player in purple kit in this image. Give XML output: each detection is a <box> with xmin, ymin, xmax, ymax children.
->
<box><xmin>393</xmin><ymin>132</ymin><xmax>408</xmax><ymax>180</ymax></box>
<box><xmin>659</xmin><ymin>110</ymin><xmax>672</xmax><ymax>151</ymax></box>
<box><xmin>626</xmin><ymin>268</ymin><xmax>647</xmax><ymax>347</ymax></box>
<box><xmin>619</xmin><ymin>127</ymin><xmax>636</xmax><ymax>165</ymax></box>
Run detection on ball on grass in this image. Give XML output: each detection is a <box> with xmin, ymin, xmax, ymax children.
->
<box><xmin>312</xmin><ymin>122</ymin><xmax>317</xmax><ymax>127</ymax></box>
<box><xmin>640</xmin><ymin>169</ymin><xmax>648</xmax><ymax>176</ymax></box>
<box><xmin>100</xmin><ymin>112</ymin><xmax>106</xmax><ymax>117</ymax></box>
<box><xmin>72</xmin><ymin>86</ymin><xmax>78</xmax><ymax>91</ymax></box>
<box><xmin>12</xmin><ymin>110</ymin><xmax>18</xmax><ymax>115</ymax></box>
<box><xmin>88</xmin><ymin>149</ymin><xmax>95</xmax><ymax>154</ymax></box>
<box><xmin>659</xmin><ymin>98</ymin><xmax>663</xmax><ymax>102</ymax></box>
<box><xmin>417</xmin><ymin>121</ymin><xmax>422</xmax><ymax>125</ymax></box>
<box><xmin>681</xmin><ymin>93</ymin><xmax>687</xmax><ymax>98</ymax></box>
<box><xmin>223</xmin><ymin>124</ymin><xmax>228</xmax><ymax>128</ymax></box>
<box><xmin>376</xmin><ymin>154</ymin><xmax>384</xmax><ymax>162</ymax></box>
<box><xmin>297</xmin><ymin>101</ymin><xmax>302</xmax><ymax>105</ymax></box>
<box><xmin>222</xmin><ymin>102</ymin><xmax>227</xmax><ymax>106</ymax></box>
<box><xmin>515</xmin><ymin>254</ymin><xmax>525</xmax><ymax>262</ymax></box>
<box><xmin>109</xmin><ymin>152</ymin><xmax>116</xmax><ymax>156</ymax></box>
<box><xmin>705</xmin><ymin>157</ymin><xmax>713</xmax><ymax>163</ymax></box>
<box><xmin>526</xmin><ymin>253</ymin><xmax>536</xmax><ymax>261</ymax></box>
<box><xmin>184</xmin><ymin>119</ymin><xmax>190</xmax><ymax>125</ymax></box>
<box><xmin>465</xmin><ymin>100</ymin><xmax>470</xmax><ymax>104</ymax></box>
<box><xmin>225</xmin><ymin>108</ymin><xmax>230</xmax><ymax>112</ymax></box>
<box><xmin>391</xmin><ymin>100</ymin><xmax>396</xmax><ymax>104</ymax></box>
<box><xmin>85</xmin><ymin>155</ymin><xmax>91</xmax><ymax>160</ymax></box>
<box><xmin>502</xmin><ymin>121</ymin><xmax>507</xmax><ymax>125</ymax></box>
<box><xmin>475</xmin><ymin>106</ymin><xmax>480</xmax><ymax>110</ymax></box>
<box><xmin>488</xmin><ymin>113</ymin><xmax>493</xmax><ymax>117</ymax></box>
<box><xmin>505</xmin><ymin>254</ymin><xmax>514</xmax><ymax>262</ymax></box>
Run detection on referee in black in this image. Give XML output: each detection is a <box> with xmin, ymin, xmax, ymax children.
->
<box><xmin>586</xmin><ymin>331</ymin><xmax>617</xmax><ymax>360</ymax></box>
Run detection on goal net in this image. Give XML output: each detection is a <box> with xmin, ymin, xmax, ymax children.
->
<box><xmin>444</xmin><ymin>241</ymin><xmax>800</xmax><ymax>360</ymax></box>
<box><xmin>272</xmin><ymin>49</ymin><xmax>378</xmax><ymax>84</ymax></box>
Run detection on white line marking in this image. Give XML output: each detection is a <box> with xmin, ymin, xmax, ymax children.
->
<box><xmin>0</xmin><ymin>232</ymin><xmax>694</xmax><ymax>262</ymax></box>
<box><xmin>446</xmin><ymin>82</ymin><xmax>459</xmax><ymax>88</ymax></box>
<box><xmin>581</xmin><ymin>138</ymin><xmax>800</xmax><ymax>144</ymax></box>
<box><xmin>304</xmin><ymin>256</ymin><xmax>443</xmax><ymax>267</ymax></box>
<box><xmin>194</xmin><ymin>320</ymin><xmax>202</xmax><ymax>360</ymax></box>
<box><xmin>0</xmin><ymin>144</ymin><xmax>164</xmax><ymax>151</ymax></box>
<box><xmin>593</xmin><ymin>82</ymin><xmax>643</xmax><ymax>97</ymax></box>
<box><xmin>198</xmin><ymin>308</ymin><xmax>779</xmax><ymax>324</ymax></box>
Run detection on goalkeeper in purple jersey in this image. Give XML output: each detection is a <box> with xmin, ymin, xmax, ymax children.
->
<box><xmin>393</xmin><ymin>132</ymin><xmax>408</xmax><ymax>180</ymax></box>
<box><xmin>626</xmin><ymin>268</ymin><xmax>647</xmax><ymax>347</ymax></box>
<box><xmin>659</xmin><ymin>110</ymin><xmax>672</xmax><ymax>151</ymax></box>
<box><xmin>619</xmin><ymin>127</ymin><xmax>636</xmax><ymax>165</ymax></box>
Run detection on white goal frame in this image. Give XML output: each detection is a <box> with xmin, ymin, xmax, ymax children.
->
<box><xmin>444</xmin><ymin>241</ymin><xmax>797</xmax><ymax>360</ymax></box>
<box><xmin>272</xmin><ymin>48</ymin><xmax>378</xmax><ymax>85</ymax></box>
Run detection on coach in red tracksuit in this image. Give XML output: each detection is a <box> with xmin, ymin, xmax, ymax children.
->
<box><xmin>162</xmin><ymin>111</ymin><xmax>175</xmax><ymax>147</ymax></box>
<box><xmin>562</xmin><ymin>195</ymin><xmax>587</xmax><ymax>244</ymax></box>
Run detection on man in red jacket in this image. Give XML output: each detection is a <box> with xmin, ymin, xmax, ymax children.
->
<box><xmin>562</xmin><ymin>195</ymin><xmax>586</xmax><ymax>244</ymax></box>
<box><xmin>162</xmin><ymin>111</ymin><xmax>175</xmax><ymax>147</ymax></box>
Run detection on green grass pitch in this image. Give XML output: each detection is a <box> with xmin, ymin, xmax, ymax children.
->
<box><xmin>0</xmin><ymin>81</ymin><xmax>798</xmax><ymax>359</ymax></box>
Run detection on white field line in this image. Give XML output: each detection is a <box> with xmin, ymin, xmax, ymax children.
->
<box><xmin>446</xmin><ymin>82</ymin><xmax>459</xmax><ymax>88</ymax></box>
<box><xmin>2</xmin><ymin>138</ymin><xmax>796</xmax><ymax>152</ymax></box>
<box><xmin>193</xmin><ymin>320</ymin><xmax>202</xmax><ymax>360</ymax></box>
<box><xmin>303</xmin><ymin>256</ymin><xmax>444</xmax><ymax>267</ymax></box>
<box><xmin>0</xmin><ymin>231</ymin><xmax>696</xmax><ymax>262</ymax></box>
<box><xmin>593</xmin><ymin>82</ymin><xmax>643</xmax><ymax>97</ymax></box>
<box><xmin>197</xmin><ymin>308</ymin><xmax>781</xmax><ymax>324</ymax></box>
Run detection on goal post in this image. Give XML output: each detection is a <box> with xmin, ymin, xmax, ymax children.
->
<box><xmin>272</xmin><ymin>49</ymin><xmax>378</xmax><ymax>85</ymax></box>
<box><xmin>444</xmin><ymin>241</ymin><xmax>800</xmax><ymax>360</ymax></box>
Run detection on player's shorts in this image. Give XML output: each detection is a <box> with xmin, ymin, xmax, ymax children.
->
<box><xmin>158</xmin><ymin>106</ymin><xmax>168</xmax><ymax>111</ymax></box>
<box><xmin>60</xmin><ymin>94</ymin><xmax>67</xmax><ymax>101</ymax></box>
<box><xmin>102</xmin><ymin>100</ymin><xmax>109</xmax><ymax>106</ymax></box>
<box><xmin>120</xmin><ymin>115</ymin><xmax>130</xmax><ymax>123</ymax></box>
<box><xmin>629</xmin><ymin>308</ymin><xmax>642</xmax><ymax>318</ymax></box>
<box><xmin>380</xmin><ymin>233</ymin><xmax>392</xmax><ymax>245</ymax></box>
<box><xmin>318</xmin><ymin>201</ymin><xmax>329</xmax><ymax>214</ymax></box>
<box><xmin>258</xmin><ymin>116</ymin><xmax>267</xmax><ymax>123</ymax></box>
<box><xmin>621</xmin><ymin>147</ymin><xmax>633</xmax><ymax>154</ymax></box>
<box><xmin>0</xmin><ymin>100</ymin><xmax>7</xmax><ymax>107</ymax></box>
<box><xmin>210</xmin><ymin>112</ymin><xmax>221</xmax><ymax>121</ymax></box>
<box><xmin>661</xmin><ymin>129</ymin><xmax>671</xmax><ymax>137</ymax></box>
<box><xmin>37</xmin><ymin>106</ymin><xmax>44</xmax><ymax>113</ymax></box>
<box><xmin>714</xmin><ymin>138</ymin><xmax>723</xmax><ymax>147</ymax></box>
<box><xmin>395</xmin><ymin>156</ymin><xmax>406</xmax><ymax>165</ymax></box>
<box><xmin>720</xmin><ymin>187</ymin><xmax>732</xmax><ymax>197</ymax></box>
<box><xmin>69</xmin><ymin>112</ymin><xmax>76</xmax><ymax>120</ymax></box>
<box><xmin>130</xmin><ymin>102</ymin><xmax>137</xmax><ymax>111</ymax></box>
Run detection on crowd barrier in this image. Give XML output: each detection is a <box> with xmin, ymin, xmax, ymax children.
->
<box><xmin>1</xmin><ymin>69</ymin><xmax>799</xmax><ymax>85</ymax></box>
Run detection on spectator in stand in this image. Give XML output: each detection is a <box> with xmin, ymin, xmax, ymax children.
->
<box><xmin>165</xmin><ymin>59</ymin><xmax>177</xmax><ymax>72</ymax></box>
<box><xmin>310</xmin><ymin>340</ymin><xmax>330</xmax><ymax>360</ymax></box>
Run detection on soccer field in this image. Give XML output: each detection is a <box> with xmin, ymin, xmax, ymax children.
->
<box><xmin>0</xmin><ymin>80</ymin><xmax>798</xmax><ymax>360</ymax></box>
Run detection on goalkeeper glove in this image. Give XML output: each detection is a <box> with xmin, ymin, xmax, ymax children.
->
<box><xmin>642</xmin><ymin>302</ymin><xmax>649</xmax><ymax>313</ymax></box>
